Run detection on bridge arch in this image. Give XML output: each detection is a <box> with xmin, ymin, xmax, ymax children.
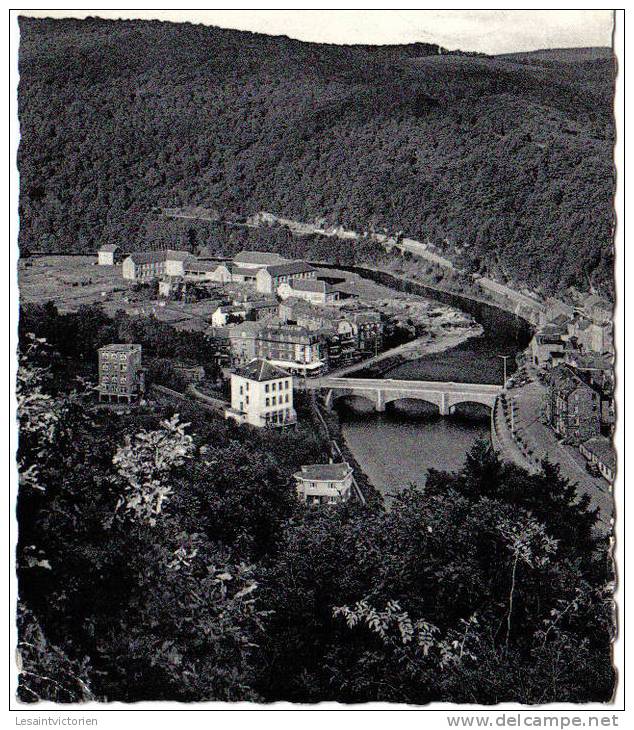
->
<box><xmin>382</xmin><ymin>392</ymin><xmax>443</xmax><ymax>412</ymax></box>
<box><xmin>328</xmin><ymin>390</ymin><xmax>378</xmax><ymax>412</ymax></box>
<box><xmin>383</xmin><ymin>396</ymin><xmax>441</xmax><ymax>418</ymax></box>
<box><xmin>445</xmin><ymin>393</ymin><xmax>496</xmax><ymax>412</ymax></box>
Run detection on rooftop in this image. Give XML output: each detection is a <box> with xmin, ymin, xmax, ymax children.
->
<box><xmin>582</xmin><ymin>436</ymin><xmax>616</xmax><ymax>470</ymax></box>
<box><xmin>265</xmin><ymin>261</ymin><xmax>316</xmax><ymax>277</ymax></box>
<box><xmin>234</xmin><ymin>358</ymin><xmax>291</xmax><ymax>382</ymax></box>
<box><xmin>295</xmin><ymin>462</ymin><xmax>353</xmax><ymax>482</ymax></box>
<box><xmin>289</xmin><ymin>279</ymin><xmax>334</xmax><ymax>294</ymax></box>
<box><xmin>234</xmin><ymin>250</ymin><xmax>288</xmax><ymax>266</ymax></box>
<box><xmin>185</xmin><ymin>259</ymin><xmax>219</xmax><ymax>272</ymax></box>
<box><xmin>99</xmin><ymin>244</ymin><xmax>119</xmax><ymax>252</ymax></box>
<box><xmin>99</xmin><ymin>343</ymin><xmax>142</xmax><ymax>353</ymax></box>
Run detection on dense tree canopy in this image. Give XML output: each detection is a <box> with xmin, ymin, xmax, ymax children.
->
<box><xmin>18</xmin><ymin>17</ymin><xmax>615</xmax><ymax>297</ymax></box>
<box><xmin>16</xmin><ymin>318</ymin><xmax>615</xmax><ymax>704</ymax></box>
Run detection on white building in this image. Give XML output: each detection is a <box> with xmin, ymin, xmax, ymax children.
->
<box><xmin>97</xmin><ymin>244</ymin><xmax>121</xmax><ymax>266</ymax></box>
<box><xmin>256</xmin><ymin>261</ymin><xmax>317</xmax><ymax>294</ymax></box>
<box><xmin>122</xmin><ymin>250</ymin><xmax>191</xmax><ymax>281</ymax></box>
<box><xmin>277</xmin><ymin>278</ymin><xmax>341</xmax><ymax>304</ymax></box>
<box><xmin>225</xmin><ymin>359</ymin><xmax>296</xmax><ymax>428</ymax></box>
<box><xmin>294</xmin><ymin>462</ymin><xmax>354</xmax><ymax>505</ymax></box>
<box><xmin>211</xmin><ymin>304</ymin><xmax>248</xmax><ymax>327</ymax></box>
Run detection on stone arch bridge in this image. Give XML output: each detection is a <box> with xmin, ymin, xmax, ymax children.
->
<box><xmin>304</xmin><ymin>376</ymin><xmax>501</xmax><ymax>415</ymax></box>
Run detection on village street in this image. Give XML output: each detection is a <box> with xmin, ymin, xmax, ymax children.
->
<box><xmin>495</xmin><ymin>372</ymin><xmax>613</xmax><ymax>530</ymax></box>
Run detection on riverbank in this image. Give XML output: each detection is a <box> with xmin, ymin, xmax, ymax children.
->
<box><xmin>329</xmin><ymin>325</ymin><xmax>483</xmax><ymax>378</ymax></box>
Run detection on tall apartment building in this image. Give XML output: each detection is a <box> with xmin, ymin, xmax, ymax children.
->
<box><xmin>225</xmin><ymin>359</ymin><xmax>296</xmax><ymax>428</ymax></box>
<box><xmin>98</xmin><ymin>344</ymin><xmax>144</xmax><ymax>403</ymax></box>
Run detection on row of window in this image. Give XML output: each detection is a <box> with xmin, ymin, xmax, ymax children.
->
<box><xmin>101</xmin><ymin>353</ymin><xmax>132</xmax><ymax>362</ymax></box>
<box><xmin>264</xmin><ymin>380</ymin><xmax>290</xmax><ymax>393</ymax></box>
<box><xmin>101</xmin><ymin>363</ymin><xmax>128</xmax><ymax>371</ymax></box>
<box><xmin>265</xmin><ymin>409</ymin><xmax>293</xmax><ymax>424</ymax></box>
<box><xmin>266</xmin><ymin>393</ymin><xmax>290</xmax><ymax>407</ymax></box>
<box><xmin>101</xmin><ymin>384</ymin><xmax>132</xmax><ymax>393</ymax></box>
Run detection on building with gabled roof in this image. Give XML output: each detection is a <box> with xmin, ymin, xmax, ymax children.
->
<box><xmin>122</xmin><ymin>249</ymin><xmax>192</xmax><ymax>281</ymax></box>
<box><xmin>256</xmin><ymin>261</ymin><xmax>316</xmax><ymax>294</ymax></box>
<box><xmin>579</xmin><ymin>436</ymin><xmax>616</xmax><ymax>483</ymax></box>
<box><xmin>278</xmin><ymin>277</ymin><xmax>341</xmax><ymax>304</ymax></box>
<box><xmin>97</xmin><ymin>244</ymin><xmax>122</xmax><ymax>266</ymax></box>
<box><xmin>294</xmin><ymin>462</ymin><xmax>354</xmax><ymax>505</ymax></box>
<box><xmin>234</xmin><ymin>250</ymin><xmax>288</xmax><ymax>269</ymax></box>
<box><xmin>225</xmin><ymin>358</ymin><xmax>296</xmax><ymax>428</ymax></box>
<box><xmin>546</xmin><ymin>364</ymin><xmax>601</xmax><ymax>445</ymax></box>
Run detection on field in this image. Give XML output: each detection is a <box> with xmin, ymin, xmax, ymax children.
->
<box><xmin>18</xmin><ymin>256</ymin><xmax>132</xmax><ymax>311</ymax></box>
<box><xmin>18</xmin><ymin>256</ymin><xmax>472</xmax><ymax>337</ymax></box>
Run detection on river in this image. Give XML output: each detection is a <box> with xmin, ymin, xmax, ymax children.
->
<box><xmin>334</xmin><ymin>267</ymin><xmax>533</xmax><ymax>503</ymax></box>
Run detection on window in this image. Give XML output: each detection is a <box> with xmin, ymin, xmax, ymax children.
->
<box><xmin>272</xmin><ymin>396</ymin><xmax>276</xmax><ymax>406</ymax></box>
<box><xmin>285</xmin><ymin>394</ymin><xmax>289</xmax><ymax>403</ymax></box>
<box><xmin>272</xmin><ymin>382</ymin><xmax>276</xmax><ymax>391</ymax></box>
<box><xmin>265</xmin><ymin>384</ymin><xmax>270</xmax><ymax>393</ymax></box>
<box><xmin>240</xmin><ymin>401</ymin><xmax>244</xmax><ymax>411</ymax></box>
<box><xmin>285</xmin><ymin>380</ymin><xmax>289</xmax><ymax>389</ymax></box>
<box><xmin>266</xmin><ymin>398</ymin><xmax>270</xmax><ymax>407</ymax></box>
<box><xmin>245</xmin><ymin>396</ymin><xmax>249</xmax><ymax>405</ymax></box>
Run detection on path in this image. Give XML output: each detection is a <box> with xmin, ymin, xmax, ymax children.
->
<box><xmin>495</xmin><ymin>371</ymin><xmax>613</xmax><ymax>530</ymax></box>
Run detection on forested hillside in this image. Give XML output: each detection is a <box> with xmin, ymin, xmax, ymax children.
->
<box><xmin>18</xmin><ymin>17</ymin><xmax>615</xmax><ymax>296</ymax></box>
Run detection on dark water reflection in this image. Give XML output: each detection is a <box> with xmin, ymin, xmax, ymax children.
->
<box><xmin>336</xmin><ymin>397</ymin><xmax>490</xmax><ymax>504</ymax></box>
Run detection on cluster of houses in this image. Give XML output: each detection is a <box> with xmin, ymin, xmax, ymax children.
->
<box><xmin>96</xmin><ymin>241</ymin><xmax>363</xmax><ymax>506</ymax></box>
<box><xmin>530</xmin><ymin>296</ymin><xmax>616</xmax><ymax>484</ymax></box>
<box><xmin>96</xmin><ymin>343</ymin><xmax>353</xmax><ymax>507</ymax></box>
<box><xmin>98</xmin><ymin>245</ymin><xmax>387</xmax><ymax>377</ymax></box>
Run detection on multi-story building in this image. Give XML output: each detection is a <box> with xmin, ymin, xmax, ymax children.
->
<box><xmin>97</xmin><ymin>244</ymin><xmax>122</xmax><ymax>266</ymax></box>
<box><xmin>226</xmin><ymin>321</ymin><xmax>263</xmax><ymax>366</ymax></box>
<box><xmin>294</xmin><ymin>462</ymin><xmax>354</xmax><ymax>506</ymax></box>
<box><xmin>530</xmin><ymin>324</ymin><xmax>567</xmax><ymax>367</ymax></box>
<box><xmin>546</xmin><ymin>364</ymin><xmax>601</xmax><ymax>445</ymax></box>
<box><xmin>122</xmin><ymin>250</ymin><xmax>191</xmax><ymax>281</ymax></box>
<box><xmin>256</xmin><ymin>261</ymin><xmax>316</xmax><ymax>294</ymax></box>
<box><xmin>98</xmin><ymin>344</ymin><xmax>144</xmax><ymax>403</ymax></box>
<box><xmin>256</xmin><ymin>324</ymin><xmax>325</xmax><ymax>376</ymax></box>
<box><xmin>350</xmin><ymin>311</ymin><xmax>384</xmax><ymax>353</ymax></box>
<box><xmin>277</xmin><ymin>278</ymin><xmax>341</xmax><ymax>304</ymax></box>
<box><xmin>225</xmin><ymin>358</ymin><xmax>296</xmax><ymax>428</ymax></box>
<box><xmin>246</xmin><ymin>299</ymin><xmax>279</xmax><ymax>321</ymax></box>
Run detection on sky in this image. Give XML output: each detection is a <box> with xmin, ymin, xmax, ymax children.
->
<box><xmin>18</xmin><ymin>9</ymin><xmax>614</xmax><ymax>55</ymax></box>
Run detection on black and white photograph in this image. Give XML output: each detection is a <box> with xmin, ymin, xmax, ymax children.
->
<box><xmin>10</xmin><ymin>7</ymin><xmax>624</xmax><ymax>715</ymax></box>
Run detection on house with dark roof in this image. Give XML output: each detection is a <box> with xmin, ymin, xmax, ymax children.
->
<box><xmin>256</xmin><ymin>323</ymin><xmax>325</xmax><ymax>376</ymax></box>
<box><xmin>277</xmin><ymin>278</ymin><xmax>340</xmax><ymax>304</ymax></box>
<box><xmin>97</xmin><ymin>244</ymin><xmax>122</xmax><ymax>266</ymax></box>
<box><xmin>256</xmin><ymin>261</ymin><xmax>316</xmax><ymax>294</ymax></box>
<box><xmin>294</xmin><ymin>462</ymin><xmax>354</xmax><ymax>505</ymax></box>
<box><xmin>225</xmin><ymin>358</ymin><xmax>296</xmax><ymax>428</ymax></box>
<box><xmin>233</xmin><ymin>250</ymin><xmax>289</xmax><ymax>269</ymax></box>
<box><xmin>546</xmin><ymin>364</ymin><xmax>602</xmax><ymax>445</ymax></box>
<box><xmin>579</xmin><ymin>436</ymin><xmax>616</xmax><ymax>483</ymax></box>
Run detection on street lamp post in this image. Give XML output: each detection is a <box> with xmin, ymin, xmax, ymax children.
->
<box><xmin>498</xmin><ymin>354</ymin><xmax>510</xmax><ymax>390</ymax></box>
